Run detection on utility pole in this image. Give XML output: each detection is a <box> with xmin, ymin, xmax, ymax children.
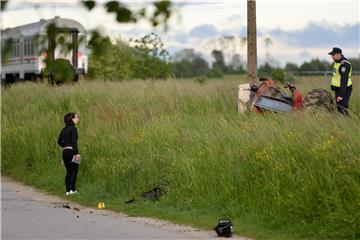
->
<box><xmin>247</xmin><ymin>0</ymin><xmax>257</xmax><ymax>96</ymax></box>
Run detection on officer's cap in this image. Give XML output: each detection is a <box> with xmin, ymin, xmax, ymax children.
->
<box><xmin>328</xmin><ymin>47</ymin><xmax>342</xmax><ymax>55</ymax></box>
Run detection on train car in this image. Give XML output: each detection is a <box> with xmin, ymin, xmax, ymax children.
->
<box><xmin>1</xmin><ymin>16</ymin><xmax>87</xmax><ymax>83</ymax></box>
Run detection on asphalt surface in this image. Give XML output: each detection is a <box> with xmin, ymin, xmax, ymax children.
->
<box><xmin>1</xmin><ymin>178</ymin><xmax>224</xmax><ymax>240</ymax></box>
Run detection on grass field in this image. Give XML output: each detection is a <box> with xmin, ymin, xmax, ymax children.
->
<box><xmin>2</xmin><ymin>75</ymin><xmax>360</xmax><ymax>239</ymax></box>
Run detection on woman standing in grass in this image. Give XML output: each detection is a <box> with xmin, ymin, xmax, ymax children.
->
<box><xmin>57</xmin><ymin>112</ymin><xmax>80</xmax><ymax>195</ymax></box>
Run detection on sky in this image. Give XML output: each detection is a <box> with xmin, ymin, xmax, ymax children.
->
<box><xmin>1</xmin><ymin>0</ymin><xmax>359</xmax><ymax>66</ymax></box>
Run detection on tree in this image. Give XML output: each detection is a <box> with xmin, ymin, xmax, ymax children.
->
<box><xmin>171</xmin><ymin>49</ymin><xmax>210</xmax><ymax>78</ymax></box>
<box><xmin>132</xmin><ymin>33</ymin><xmax>169</xmax><ymax>61</ymax></box>
<box><xmin>349</xmin><ymin>57</ymin><xmax>360</xmax><ymax>71</ymax></box>
<box><xmin>192</xmin><ymin>57</ymin><xmax>210</xmax><ymax>76</ymax></box>
<box><xmin>172</xmin><ymin>48</ymin><xmax>198</xmax><ymax>62</ymax></box>
<box><xmin>300</xmin><ymin>58</ymin><xmax>331</xmax><ymax>72</ymax></box>
<box><xmin>228</xmin><ymin>54</ymin><xmax>245</xmax><ymax>74</ymax></box>
<box><xmin>258</xmin><ymin>63</ymin><xmax>287</xmax><ymax>83</ymax></box>
<box><xmin>88</xmin><ymin>34</ymin><xmax>172</xmax><ymax>80</ymax></box>
<box><xmin>258</xmin><ymin>63</ymin><xmax>272</xmax><ymax>76</ymax></box>
<box><xmin>211</xmin><ymin>49</ymin><xmax>227</xmax><ymax>73</ymax></box>
<box><xmin>171</xmin><ymin>61</ymin><xmax>193</xmax><ymax>78</ymax></box>
<box><xmin>285</xmin><ymin>62</ymin><xmax>299</xmax><ymax>72</ymax></box>
<box><xmin>88</xmin><ymin>38</ymin><xmax>135</xmax><ymax>80</ymax></box>
<box><xmin>131</xmin><ymin>33</ymin><xmax>172</xmax><ymax>79</ymax></box>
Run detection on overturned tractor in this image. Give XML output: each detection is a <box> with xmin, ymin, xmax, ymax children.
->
<box><xmin>238</xmin><ymin>77</ymin><xmax>336</xmax><ymax>113</ymax></box>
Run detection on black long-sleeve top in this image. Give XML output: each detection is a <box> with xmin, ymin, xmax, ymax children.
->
<box><xmin>57</xmin><ymin>125</ymin><xmax>79</xmax><ymax>154</ymax></box>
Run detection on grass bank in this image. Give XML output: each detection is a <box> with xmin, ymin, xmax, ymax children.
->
<box><xmin>2</xmin><ymin>76</ymin><xmax>360</xmax><ymax>239</ymax></box>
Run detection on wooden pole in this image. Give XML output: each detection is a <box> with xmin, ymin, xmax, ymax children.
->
<box><xmin>247</xmin><ymin>0</ymin><xmax>257</xmax><ymax>95</ymax></box>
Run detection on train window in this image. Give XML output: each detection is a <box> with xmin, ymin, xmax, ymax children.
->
<box><xmin>16</xmin><ymin>41</ymin><xmax>20</xmax><ymax>57</ymax></box>
<box><xmin>3</xmin><ymin>40</ymin><xmax>14</xmax><ymax>57</ymax></box>
<box><xmin>24</xmin><ymin>40</ymin><xmax>28</xmax><ymax>55</ymax></box>
<box><xmin>15</xmin><ymin>42</ymin><xmax>18</xmax><ymax>57</ymax></box>
<box><xmin>26</xmin><ymin>40</ymin><xmax>29</xmax><ymax>56</ymax></box>
<box><xmin>11</xmin><ymin>44</ymin><xmax>14</xmax><ymax>57</ymax></box>
<box><xmin>33</xmin><ymin>39</ymin><xmax>37</xmax><ymax>55</ymax></box>
<box><xmin>29</xmin><ymin>39</ymin><xmax>34</xmax><ymax>55</ymax></box>
<box><xmin>22</xmin><ymin>38</ymin><xmax>34</xmax><ymax>56</ymax></box>
<box><xmin>10</xmin><ymin>43</ymin><xmax>13</xmax><ymax>57</ymax></box>
<box><xmin>10</xmin><ymin>41</ymin><xmax>13</xmax><ymax>57</ymax></box>
<box><xmin>30</xmin><ymin>41</ymin><xmax>32</xmax><ymax>55</ymax></box>
<box><xmin>27</xmin><ymin>41</ymin><xmax>30</xmax><ymax>55</ymax></box>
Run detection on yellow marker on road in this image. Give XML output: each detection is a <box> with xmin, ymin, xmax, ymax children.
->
<box><xmin>97</xmin><ymin>202</ymin><xmax>105</xmax><ymax>209</ymax></box>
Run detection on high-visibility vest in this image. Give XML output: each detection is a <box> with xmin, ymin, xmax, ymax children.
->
<box><xmin>331</xmin><ymin>60</ymin><xmax>352</xmax><ymax>87</ymax></box>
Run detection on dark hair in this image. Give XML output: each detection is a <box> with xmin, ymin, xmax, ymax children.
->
<box><xmin>64</xmin><ymin>112</ymin><xmax>77</xmax><ymax>126</ymax></box>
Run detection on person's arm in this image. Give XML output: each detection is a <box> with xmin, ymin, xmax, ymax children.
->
<box><xmin>338</xmin><ymin>62</ymin><xmax>351</xmax><ymax>99</ymax></box>
<box><xmin>57</xmin><ymin>130</ymin><xmax>64</xmax><ymax>147</ymax></box>
<box><xmin>72</xmin><ymin>127</ymin><xmax>79</xmax><ymax>154</ymax></box>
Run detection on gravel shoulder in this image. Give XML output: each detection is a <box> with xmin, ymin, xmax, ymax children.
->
<box><xmin>1</xmin><ymin>176</ymin><xmax>251</xmax><ymax>239</ymax></box>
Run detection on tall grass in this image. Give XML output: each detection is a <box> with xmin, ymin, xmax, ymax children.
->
<box><xmin>2</xmin><ymin>75</ymin><xmax>360</xmax><ymax>239</ymax></box>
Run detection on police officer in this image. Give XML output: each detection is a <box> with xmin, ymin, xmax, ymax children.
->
<box><xmin>328</xmin><ymin>47</ymin><xmax>352</xmax><ymax>115</ymax></box>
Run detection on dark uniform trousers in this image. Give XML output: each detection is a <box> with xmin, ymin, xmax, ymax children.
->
<box><xmin>335</xmin><ymin>85</ymin><xmax>352</xmax><ymax>115</ymax></box>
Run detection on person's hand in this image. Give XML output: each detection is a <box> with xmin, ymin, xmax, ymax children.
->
<box><xmin>336</xmin><ymin>96</ymin><xmax>343</xmax><ymax>102</ymax></box>
<box><xmin>75</xmin><ymin>154</ymin><xmax>81</xmax><ymax>160</ymax></box>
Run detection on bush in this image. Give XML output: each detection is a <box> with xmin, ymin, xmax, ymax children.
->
<box><xmin>87</xmin><ymin>35</ymin><xmax>172</xmax><ymax>81</ymax></box>
<box><xmin>43</xmin><ymin>58</ymin><xmax>75</xmax><ymax>85</ymax></box>
<box><xmin>207</xmin><ymin>66</ymin><xmax>223</xmax><ymax>78</ymax></box>
<box><xmin>270</xmin><ymin>68</ymin><xmax>285</xmax><ymax>83</ymax></box>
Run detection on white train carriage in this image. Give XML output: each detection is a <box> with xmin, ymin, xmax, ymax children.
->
<box><xmin>1</xmin><ymin>16</ymin><xmax>87</xmax><ymax>83</ymax></box>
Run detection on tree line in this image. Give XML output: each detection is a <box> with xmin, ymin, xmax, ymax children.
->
<box><xmin>87</xmin><ymin>33</ymin><xmax>246</xmax><ymax>80</ymax></box>
<box><xmin>87</xmin><ymin>34</ymin><xmax>360</xmax><ymax>82</ymax></box>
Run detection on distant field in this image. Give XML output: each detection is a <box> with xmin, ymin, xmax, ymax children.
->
<box><xmin>2</xmin><ymin>75</ymin><xmax>360</xmax><ymax>240</ymax></box>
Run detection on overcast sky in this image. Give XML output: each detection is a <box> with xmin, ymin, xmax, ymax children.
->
<box><xmin>1</xmin><ymin>0</ymin><xmax>359</xmax><ymax>66</ymax></box>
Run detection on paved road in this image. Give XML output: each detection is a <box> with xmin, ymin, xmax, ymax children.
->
<box><xmin>1</xmin><ymin>178</ymin><xmax>225</xmax><ymax>240</ymax></box>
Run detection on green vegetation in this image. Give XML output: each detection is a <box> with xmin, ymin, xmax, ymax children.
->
<box><xmin>87</xmin><ymin>33</ymin><xmax>172</xmax><ymax>80</ymax></box>
<box><xmin>2</xmin><ymin>75</ymin><xmax>360</xmax><ymax>239</ymax></box>
<box><xmin>87</xmin><ymin>35</ymin><xmax>360</xmax><ymax>83</ymax></box>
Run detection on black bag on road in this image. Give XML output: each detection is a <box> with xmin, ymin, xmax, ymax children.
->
<box><xmin>213</xmin><ymin>219</ymin><xmax>233</xmax><ymax>238</ymax></box>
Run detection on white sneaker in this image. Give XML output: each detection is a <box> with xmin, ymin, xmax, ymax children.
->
<box><xmin>66</xmin><ymin>192</ymin><xmax>70</xmax><ymax>196</ymax></box>
<box><xmin>69</xmin><ymin>190</ymin><xmax>77</xmax><ymax>195</ymax></box>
